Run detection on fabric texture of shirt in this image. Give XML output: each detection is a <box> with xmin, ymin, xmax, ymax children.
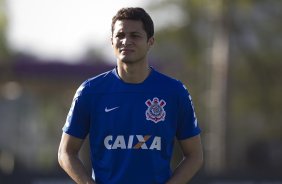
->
<box><xmin>63</xmin><ymin>67</ymin><xmax>201</xmax><ymax>184</ymax></box>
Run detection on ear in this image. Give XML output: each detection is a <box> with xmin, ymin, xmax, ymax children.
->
<box><xmin>148</xmin><ymin>37</ymin><xmax>155</xmax><ymax>47</ymax></box>
<box><xmin>111</xmin><ymin>37</ymin><xmax>114</xmax><ymax>48</ymax></box>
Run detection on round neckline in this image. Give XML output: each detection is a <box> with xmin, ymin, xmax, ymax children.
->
<box><xmin>112</xmin><ymin>66</ymin><xmax>154</xmax><ymax>86</ymax></box>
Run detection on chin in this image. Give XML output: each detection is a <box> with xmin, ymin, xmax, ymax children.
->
<box><xmin>119</xmin><ymin>57</ymin><xmax>135</xmax><ymax>64</ymax></box>
<box><xmin>121</xmin><ymin>60</ymin><xmax>135</xmax><ymax>64</ymax></box>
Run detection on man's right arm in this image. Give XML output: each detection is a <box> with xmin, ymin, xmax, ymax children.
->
<box><xmin>58</xmin><ymin>133</ymin><xmax>96</xmax><ymax>184</ymax></box>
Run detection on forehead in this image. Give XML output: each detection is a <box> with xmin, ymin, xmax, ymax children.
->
<box><xmin>113</xmin><ymin>20</ymin><xmax>146</xmax><ymax>35</ymax></box>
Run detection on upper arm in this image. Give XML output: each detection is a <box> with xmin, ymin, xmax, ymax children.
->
<box><xmin>176</xmin><ymin>83</ymin><xmax>201</xmax><ymax>140</ymax></box>
<box><xmin>178</xmin><ymin>135</ymin><xmax>203</xmax><ymax>159</ymax></box>
<box><xmin>58</xmin><ymin>132</ymin><xmax>85</xmax><ymax>156</ymax></box>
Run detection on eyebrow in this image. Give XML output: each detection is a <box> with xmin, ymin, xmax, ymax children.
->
<box><xmin>131</xmin><ymin>31</ymin><xmax>143</xmax><ymax>34</ymax></box>
<box><xmin>116</xmin><ymin>30</ymin><xmax>141</xmax><ymax>34</ymax></box>
<box><xmin>114</xmin><ymin>31</ymin><xmax>145</xmax><ymax>37</ymax></box>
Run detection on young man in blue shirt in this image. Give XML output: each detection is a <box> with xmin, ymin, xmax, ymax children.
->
<box><xmin>58</xmin><ymin>7</ymin><xmax>203</xmax><ymax>184</ymax></box>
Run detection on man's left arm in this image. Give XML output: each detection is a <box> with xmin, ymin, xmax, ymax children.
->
<box><xmin>166</xmin><ymin>135</ymin><xmax>203</xmax><ymax>184</ymax></box>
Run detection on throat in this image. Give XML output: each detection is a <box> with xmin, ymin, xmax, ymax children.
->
<box><xmin>117</xmin><ymin>66</ymin><xmax>151</xmax><ymax>84</ymax></box>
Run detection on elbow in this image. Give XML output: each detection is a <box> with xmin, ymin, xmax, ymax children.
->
<box><xmin>57</xmin><ymin>147</ymin><xmax>65</xmax><ymax>168</ymax></box>
<box><xmin>194</xmin><ymin>146</ymin><xmax>204</xmax><ymax>169</ymax></box>
<box><xmin>196</xmin><ymin>150</ymin><xmax>204</xmax><ymax>169</ymax></box>
<box><xmin>184</xmin><ymin>152</ymin><xmax>204</xmax><ymax>169</ymax></box>
<box><xmin>198</xmin><ymin>154</ymin><xmax>204</xmax><ymax>169</ymax></box>
<box><xmin>58</xmin><ymin>146</ymin><xmax>79</xmax><ymax>169</ymax></box>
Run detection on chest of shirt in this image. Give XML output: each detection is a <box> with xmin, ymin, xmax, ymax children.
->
<box><xmin>89</xmin><ymin>92</ymin><xmax>178</xmax><ymax>137</ymax></box>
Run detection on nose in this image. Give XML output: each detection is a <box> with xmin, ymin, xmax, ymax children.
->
<box><xmin>121</xmin><ymin>36</ymin><xmax>132</xmax><ymax>46</ymax></box>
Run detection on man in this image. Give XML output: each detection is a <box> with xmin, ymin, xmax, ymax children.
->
<box><xmin>58</xmin><ymin>7</ymin><xmax>203</xmax><ymax>184</ymax></box>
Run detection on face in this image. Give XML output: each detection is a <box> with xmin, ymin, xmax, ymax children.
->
<box><xmin>111</xmin><ymin>19</ymin><xmax>154</xmax><ymax>64</ymax></box>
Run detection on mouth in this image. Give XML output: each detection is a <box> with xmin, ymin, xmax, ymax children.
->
<box><xmin>120</xmin><ymin>48</ymin><xmax>134</xmax><ymax>54</ymax></box>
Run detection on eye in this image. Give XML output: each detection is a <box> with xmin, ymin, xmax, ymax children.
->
<box><xmin>115</xmin><ymin>33</ymin><xmax>125</xmax><ymax>39</ymax></box>
<box><xmin>131</xmin><ymin>34</ymin><xmax>141</xmax><ymax>38</ymax></box>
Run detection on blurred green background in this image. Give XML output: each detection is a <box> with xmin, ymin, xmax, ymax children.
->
<box><xmin>0</xmin><ymin>0</ymin><xmax>282</xmax><ymax>183</ymax></box>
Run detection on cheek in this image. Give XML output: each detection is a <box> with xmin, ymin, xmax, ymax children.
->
<box><xmin>112</xmin><ymin>40</ymin><xmax>121</xmax><ymax>49</ymax></box>
<box><xmin>112</xmin><ymin>42</ymin><xmax>120</xmax><ymax>55</ymax></box>
<box><xmin>140</xmin><ymin>44</ymin><xmax>151</xmax><ymax>53</ymax></box>
<box><xmin>111</xmin><ymin>42</ymin><xmax>118</xmax><ymax>50</ymax></box>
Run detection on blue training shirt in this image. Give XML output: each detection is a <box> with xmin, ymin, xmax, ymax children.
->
<box><xmin>63</xmin><ymin>67</ymin><xmax>201</xmax><ymax>184</ymax></box>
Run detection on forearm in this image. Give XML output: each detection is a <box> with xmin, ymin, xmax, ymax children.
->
<box><xmin>166</xmin><ymin>155</ymin><xmax>203</xmax><ymax>184</ymax></box>
<box><xmin>58</xmin><ymin>152</ymin><xmax>96</xmax><ymax>184</ymax></box>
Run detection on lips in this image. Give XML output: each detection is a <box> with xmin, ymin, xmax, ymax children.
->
<box><xmin>120</xmin><ymin>48</ymin><xmax>134</xmax><ymax>54</ymax></box>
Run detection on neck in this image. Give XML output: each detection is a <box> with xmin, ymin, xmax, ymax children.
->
<box><xmin>117</xmin><ymin>61</ymin><xmax>151</xmax><ymax>84</ymax></box>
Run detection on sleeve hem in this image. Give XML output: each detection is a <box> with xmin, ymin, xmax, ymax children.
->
<box><xmin>62</xmin><ymin>128</ymin><xmax>87</xmax><ymax>140</ymax></box>
<box><xmin>176</xmin><ymin>129</ymin><xmax>201</xmax><ymax>140</ymax></box>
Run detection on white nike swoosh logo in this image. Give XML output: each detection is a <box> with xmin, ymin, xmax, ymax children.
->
<box><xmin>105</xmin><ymin>106</ymin><xmax>119</xmax><ymax>112</ymax></box>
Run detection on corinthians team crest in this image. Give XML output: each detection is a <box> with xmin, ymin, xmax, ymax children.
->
<box><xmin>145</xmin><ymin>97</ymin><xmax>166</xmax><ymax>123</ymax></box>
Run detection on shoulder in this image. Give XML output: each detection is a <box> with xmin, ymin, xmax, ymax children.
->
<box><xmin>74</xmin><ymin>69</ymin><xmax>114</xmax><ymax>98</ymax></box>
<box><xmin>85</xmin><ymin>69</ymin><xmax>113</xmax><ymax>88</ymax></box>
<box><xmin>152</xmin><ymin>69</ymin><xmax>187</xmax><ymax>93</ymax></box>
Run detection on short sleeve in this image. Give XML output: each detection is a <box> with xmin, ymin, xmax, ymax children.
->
<box><xmin>176</xmin><ymin>83</ymin><xmax>201</xmax><ymax>140</ymax></box>
<box><xmin>62</xmin><ymin>81</ymin><xmax>91</xmax><ymax>139</ymax></box>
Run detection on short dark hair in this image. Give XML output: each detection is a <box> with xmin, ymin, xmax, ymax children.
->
<box><xmin>111</xmin><ymin>7</ymin><xmax>154</xmax><ymax>39</ymax></box>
